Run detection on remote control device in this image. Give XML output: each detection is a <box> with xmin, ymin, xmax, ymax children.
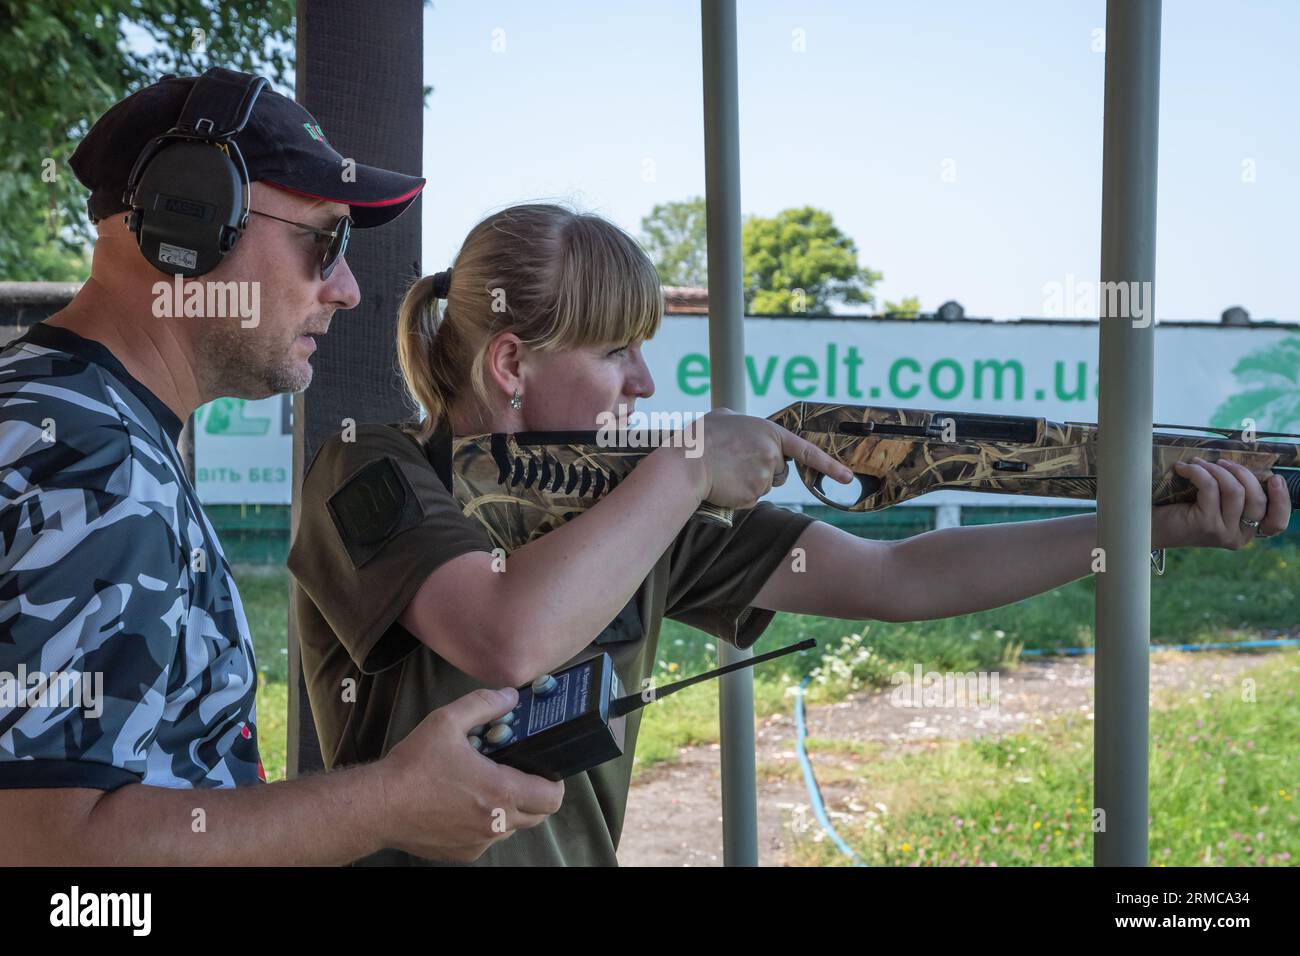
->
<box><xmin>470</xmin><ymin>639</ymin><xmax>816</xmax><ymax>781</ymax></box>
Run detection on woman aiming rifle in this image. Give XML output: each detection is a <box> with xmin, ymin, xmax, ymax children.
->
<box><xmin>288</xmin><ymin>202</ymin><xmax>1291</xmax><ymax>866</ymax></box>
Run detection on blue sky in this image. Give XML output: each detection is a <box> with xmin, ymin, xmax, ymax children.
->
<box><xmin>418</xmin><ymin>0</ymin><xmax>1298</xmax><ymax>322</ymax></box>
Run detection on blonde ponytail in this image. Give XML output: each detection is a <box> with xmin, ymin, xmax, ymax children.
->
<box><xmin>396</xmin><ymin>274</ymin><xmax>449</xmax><ymax>437</ymax></box>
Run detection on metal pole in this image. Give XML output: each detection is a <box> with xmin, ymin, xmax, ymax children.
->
<box><xmin>288</xmin><ymin>0</ymin><xmax>424</xmax><ymax>778</ymax></box>
<box><xmin>701</xmin><ymin>0</ymin><xmax>758</xmax><ymax>866</ymax></box>
<box><xmin>1094</xmin><ymin>0</ymin><xmax>1161</xmax><ymax>867</ymax></box>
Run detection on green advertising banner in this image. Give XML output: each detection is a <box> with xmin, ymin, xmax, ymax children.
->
<box><xmin>194</xmin><ymin>317</ymin><xmax>1300</xmax><ymax>507</ymax></box>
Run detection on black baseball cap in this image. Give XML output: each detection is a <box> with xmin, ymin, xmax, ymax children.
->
<box><xmin>70</xmin><ymin>69</ymin><xmax>425</xmax><ymax>229</ymax></box>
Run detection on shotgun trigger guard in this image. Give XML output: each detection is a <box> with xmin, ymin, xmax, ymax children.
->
<box><xmin>803</xmin><ymin>466</ymin><xmax>880</xmax><ymax>511</ymax></box>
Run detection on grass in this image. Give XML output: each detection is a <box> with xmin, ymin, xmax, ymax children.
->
<box><xmin>236</xmin><ymin>566</ymin><xmax>291</xmax><ymax>782</ymax></box>
<box><xmin>637</xmin><ymin>540</ymin><xmax>1300</xmax><ymax>767</ymax></box>
<box><xmin>784</xmin><ymin>650</ymin><xmax>1300</xmax><ymax>867</ymax></box>
<box><xmin>235</xmin><ymin>540</ymin><xmax>1300</xmax><ymax>784</ymax></box>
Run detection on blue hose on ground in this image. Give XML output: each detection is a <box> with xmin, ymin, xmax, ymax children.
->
<box><xmin>794</xmin><ymin>675</ymin><xmax>866</xmax><ymax>866</ymax></box>
<box><xmin>1021</xmin><ymin>636</ymin><xmax>1300</xmax><ymax>656</ymax></box>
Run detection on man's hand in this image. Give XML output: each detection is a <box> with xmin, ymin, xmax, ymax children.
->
<box><xmin>0</xmin><ymin>688</ymin><xmax>563</xmax><ymax>867</ymax></box>
<box><xmin>1156</xmin><ymin>458</ymin><xmax>1292</xmax><ymax>549</ymax></box>
<box><xmin>375</xmin><ymin>687</ymin><xmax>565</xmax><ymax>863</ymax></box>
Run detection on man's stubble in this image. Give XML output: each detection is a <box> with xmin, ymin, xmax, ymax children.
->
<box><xmin>197</xmin><ymin>317</ymin><xmax>313</xmax><ymax>401</ymax></box>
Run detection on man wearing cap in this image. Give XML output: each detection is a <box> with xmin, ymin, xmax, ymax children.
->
<box><xmin>0</xmin><ymin>68</ymin><xmax>563</xmax><ymax>865</ymax></box>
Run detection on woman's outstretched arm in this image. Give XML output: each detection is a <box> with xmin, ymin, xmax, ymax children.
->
<box><xmin>752</xmin><ymin>457</ymin><xmax>1292</xmax><ymax>623</ymax></box>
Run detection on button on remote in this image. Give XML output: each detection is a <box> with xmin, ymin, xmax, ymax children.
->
<box><xmin>532</xmin><ymin>674</ymin><xmax>558</xmax><ymax>696</ymax></box>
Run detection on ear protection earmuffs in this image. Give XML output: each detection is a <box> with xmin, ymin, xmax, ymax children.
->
<box><xmin>122</xmin><ymin>68</ymin><xmax>268</xmax><ymax>278</ymax></box>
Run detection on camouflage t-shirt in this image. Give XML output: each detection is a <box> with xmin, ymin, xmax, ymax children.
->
<box><xmin>0</xmin><ymin>323</ymin><xmax>263</xmax><ymax>791</ymax></box>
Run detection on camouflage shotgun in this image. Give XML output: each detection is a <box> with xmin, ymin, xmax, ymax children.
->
<box><xmin>439</xmin><ymin>402</ymin><xmax>1300</xmax><ymax>565</ymax></box>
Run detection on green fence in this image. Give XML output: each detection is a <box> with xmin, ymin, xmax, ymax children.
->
<box><xmin>207</xmin><ymin>505</ymin><xmax>292</xmax><ymax>564</ymax></box>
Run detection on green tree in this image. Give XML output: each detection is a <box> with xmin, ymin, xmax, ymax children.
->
<box><xmin>741</xmin><ymin>206</ymin><xmax>881</xmax><ymax>315</ymax></box>
<box><xmin>883</xmin><ymin>295</ymin><xmax>922</xmax><ymax>319</ymax></box>
<box><xmin>639</xmin><ymin>196</ymin><xmax>708</xmax><ymax>288</ymax></box>
<box><xmin>0</xmin><ymin>1</ymin><xmax>294</xmax><ymax>281</ymax></box>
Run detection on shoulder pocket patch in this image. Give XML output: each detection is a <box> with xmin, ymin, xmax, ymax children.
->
<box><xmin>327</xmin><ymin>457</ymin><xmax>424</xmax><ymax>569</ymax></box>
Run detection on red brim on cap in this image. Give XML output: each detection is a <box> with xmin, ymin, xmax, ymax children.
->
<box><xmin>262</xmin><ymin>163</ymin><xmax>425</xmax><ymax>228</ymax></box>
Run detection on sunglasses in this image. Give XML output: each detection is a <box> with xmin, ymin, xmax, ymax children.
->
<box><xmin>247</xmin><ymin>209</ymin><xmax>352</xmax><ymax>280</ymax></box>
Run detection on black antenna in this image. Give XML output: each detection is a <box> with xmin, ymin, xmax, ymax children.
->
<box><xmin>609</xmin><ymin>638</ymin><xmax>816</xmax><ymax>718</ymax></box>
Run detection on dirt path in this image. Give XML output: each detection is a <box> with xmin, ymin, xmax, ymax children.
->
<box><xmin>616</xmin><ymin>651</ymin><xmax>1280</xmax><ymax>866</ymax></box>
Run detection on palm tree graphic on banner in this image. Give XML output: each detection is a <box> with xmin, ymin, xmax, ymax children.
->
<box><xmin>1210</xmin><ymin>336</ymin><xmax>1300</xmax><ymax>433</ymax></box>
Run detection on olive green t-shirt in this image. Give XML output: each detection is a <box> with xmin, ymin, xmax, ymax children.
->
<box><xmin>287</xmin><ymin>423</ymin><xmax>816</xmax><ymax>866</ymax></box>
